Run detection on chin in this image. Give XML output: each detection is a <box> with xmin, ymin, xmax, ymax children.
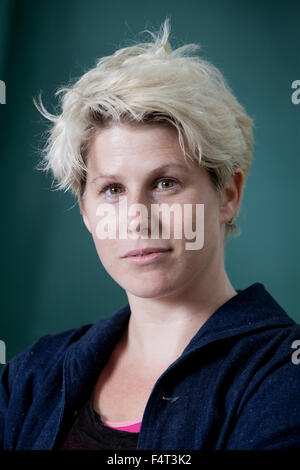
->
<box><xmin>123</xmin><ymin>278</ymin><xmax>180</xmax><ymax>299</ymax></box>
<box><xmin>127</xmin><ymin>289</ymin><xmax>173</xmax><ymax>300</ymax></box>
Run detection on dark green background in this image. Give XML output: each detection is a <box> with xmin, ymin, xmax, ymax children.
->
<box><xmin>0</xmin><ymin>0</ymin><xmax>299</xmax><ymax>365</ymax></box>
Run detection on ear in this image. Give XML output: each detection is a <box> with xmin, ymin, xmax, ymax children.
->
<box><xmin>78</xmin><ymin>197</ymin><xmax>92</xmax><ymax>233</ymax></box>
<box><xmin>219</xmin><ymin>168</ymin><xmax>244</xmax><ymax>223</ymax></box>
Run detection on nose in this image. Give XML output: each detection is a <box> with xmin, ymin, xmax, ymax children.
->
<box><xmin>128</xmin><ymin>213</ymin><xmax>152</xmax><ymax>237</ymax></box>
<box><xmin>124</xmin><ymin>188</ymin><xmax>155</xmax><ymax>238</ymax></box>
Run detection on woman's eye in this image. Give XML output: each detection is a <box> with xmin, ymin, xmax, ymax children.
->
<box><xmin>155</xmin><ymin>178</ymin><xmax>178</xmax><ymax>191</ymax></box>
<box><xmin>99</xmin><ymin>178</ymin><xmax>179</xmax><ymax>198</ymax></box>
<box><xmin>99</xmin><ymin>184</ymin><xmax>123</xmax><ymax>197</ymax></box>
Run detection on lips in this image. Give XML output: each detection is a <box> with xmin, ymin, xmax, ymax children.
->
<box><xmin>122</xmin><ymin>247</ymin><xmax>171</xmax><ymax>258</ymax></box>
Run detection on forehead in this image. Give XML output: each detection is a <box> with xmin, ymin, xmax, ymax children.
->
<box><xmin>86</xmin><ymin>121</ymin><xmax>195</xmax><ymax>175</ymax></box>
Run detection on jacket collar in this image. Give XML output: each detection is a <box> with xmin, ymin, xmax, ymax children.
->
<box><xmin>181</xmin><ymin>281</ymin><xmax>294</xmax><ymax>355</ymax></box>
<box><xmin>77</xmin><ymin>282</ymin><xmax>294</xmax><ymax>356</ymax></box>
<box><xmin>64</xmin><ymin>282</ymin><xmax>294</xmax><ymax>413</ymax></box>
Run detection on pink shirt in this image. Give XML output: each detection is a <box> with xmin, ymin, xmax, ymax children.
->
<box><xmin>101</xmin><ymin>417</ymin><xmax>142</xmax><ymax>433</ymax></box>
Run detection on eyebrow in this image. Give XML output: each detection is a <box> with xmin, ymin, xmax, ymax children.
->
<box><xmin>90</xmin><ymin>163</ymin><xmax>191</xmax><ymax>183</ymax></box>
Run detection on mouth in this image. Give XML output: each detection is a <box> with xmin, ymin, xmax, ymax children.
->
<box><xmin>129</xmin><ymin>250</ymin><xmax>170</xmax><ymax>257</ymax></box>
<box><xmin>122</xmin><ymin>247</ymin><xmax>172</xmax><ymax>258</ymax></box>
<box><xmin>122</xmin><ymin>249</ymin><xmax>172</xmax><ymax>266</ymax></box>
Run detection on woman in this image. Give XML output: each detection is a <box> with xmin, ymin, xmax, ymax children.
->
<box><xmin>1</xmin><ymin>18</ymin><xmax>299</xmax><ymax>450</ymax></box>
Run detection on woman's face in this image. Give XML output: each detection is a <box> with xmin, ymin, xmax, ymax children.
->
<box><xmin>81</xmin><ymin>122</ymin><xmax>234</xmax><ymax>299</ymax></box>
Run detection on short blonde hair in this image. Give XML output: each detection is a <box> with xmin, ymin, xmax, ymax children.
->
<box><xmin>34</xmin><ymin>17</ymin><xmax>254</xmax><ymax>240</ymax></box>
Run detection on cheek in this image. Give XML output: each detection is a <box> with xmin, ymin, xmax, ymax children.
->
<box><xmin>200</xmin><ymin>189</ymin><xmax>220</xmax><ymax>231</ymax></box>
<box><xmin>85</xmin><ymin>198</ymin><xmax>118</xmax><ymax>239</ymax></box>
<box><xmin>84</xmin><ymin>207</ymin><xmax>117</xmax><ymax>265</ymax></box>
<box><xmin>92</xmin><ymin>236</ymin><xmax>120</xmax><ymax>275</ymax></box>
<box><xmin>168</xmin><ymin>197</ymin><xmax>207</xmax><ymax>246</ymax></box>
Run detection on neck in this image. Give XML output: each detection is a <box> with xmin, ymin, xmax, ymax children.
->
<box><xmin>123</xmin><ymin>261</ymin><xmax>237</xmax><ymax>368</ymax></box>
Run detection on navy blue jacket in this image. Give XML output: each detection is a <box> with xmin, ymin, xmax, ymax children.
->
<box><xmin>1</xmin><ymin>282</ymin><xmax>300</xmax><ymax>450</ymax></box>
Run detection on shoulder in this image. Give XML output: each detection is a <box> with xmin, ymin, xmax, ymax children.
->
<box><xmin>0</xmin><ymin>322</ymin><xmax>93</xmax><ymax>394</ymax></box>
<box><xmin>1</xmin><ymin>303</ymin><xmax>131</xmax><ymax>395</ymax></box>
<box><xmin>225</xmin><ymin>322</ymin><xmax>300</xmax><ymax>449</ymax></box>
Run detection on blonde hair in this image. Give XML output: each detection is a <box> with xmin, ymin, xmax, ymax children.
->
<box><xmin>34</xmin><ymin>17</ymin><xmax>254</xmax><ymax>240</ymax></box>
